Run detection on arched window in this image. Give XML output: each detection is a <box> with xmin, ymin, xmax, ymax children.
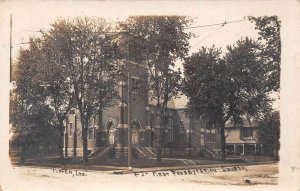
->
<box><xmin>69</xmin><ymin>122</ymin><xmax>73</xmax><ymax>136</ymax></box>
<box><xmin>131</xmin><ymin>118</ymin><xmax>141</xmax><ymax>129</ymax></box>
<box><xmin>106</xmin><ymin>119</ymin><xmax>115</xmax><ymax>131</ymax></box>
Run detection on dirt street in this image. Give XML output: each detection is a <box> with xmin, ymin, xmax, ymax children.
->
<box><xmin>1</xmin><ymin>163</ymin><xmax>278</xmax><ymax>191</ymax></box>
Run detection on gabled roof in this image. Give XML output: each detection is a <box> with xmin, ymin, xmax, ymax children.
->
<box><xmin>173</xmin><ymin>95</ymin><xmax>188</xmax><ymax>109</ymax></box>
<box><xmin>148</xmin><ymin>98</ymin><xmax>176</xmax><ymax>109</ymax></box>
<box><xmin>225</xmin><ymin>119</ymin><xmax>258</xmax><ymax>128</ymax></box>
<box><xmin>148</xmin><ymin>95</ymin><xmax>188</xmax><ymax>110</ymax></box>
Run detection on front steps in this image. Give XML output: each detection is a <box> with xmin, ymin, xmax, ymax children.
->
<box><xmin>89</xmin><ymin>146</ymin><xmax>114</xmax><ymax>159</ymax></box>
<box><xmin>134</xmin><ymin>146</ymin><xmax>156</xmax><ymax>158</ymax></box>
<box><xmin>88</xmin><ymin>146</ymin><xmax>221</xmax><ymax>160</ymax></box>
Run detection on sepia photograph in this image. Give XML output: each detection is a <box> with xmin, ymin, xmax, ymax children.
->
<box><xmin>0</xmin><ymin>1</ymin><xmax>299</xmax><ymax>191</ymax></box>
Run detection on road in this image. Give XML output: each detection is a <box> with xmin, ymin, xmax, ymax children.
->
<box><xmin>1</xmin><ymin>163</ymin><xmax>278</xmax><ymax>191</ymax></box>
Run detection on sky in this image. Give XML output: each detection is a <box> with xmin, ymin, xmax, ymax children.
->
<box><xmin>0</xmin><ymin>1</ymin><xmax>297</xmax><ymax>110</ymax></box>
<box><xmin>7</xmin><ymin>2</ymin><xmax>259</xmax><ymax>59</ymax></box>
<box><xmin>1</xmin><ymin>1</ymin><xmax>264</xmax><ymax>109</ymax></box>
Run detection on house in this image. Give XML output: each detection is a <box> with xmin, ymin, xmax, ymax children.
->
<box><xmin>225</xmin><ymin>120</ymin><xmax>262</xmax><ymax>156</ymax></box>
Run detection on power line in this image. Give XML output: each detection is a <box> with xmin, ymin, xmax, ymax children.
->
<box><xmin>22</xmin><ymin>29</ymin><xmax>45</xmax><ymax>34</ymax></box>
<box><xmin>189</xmin><ymin>18</ymin><xmax>252</xmax><ymax>52</ymax></box>
<box><xmin>14</xmin><ymin>30</ymin><xmax>130</xmax><ymax>46</ymax></box>
<box><xmin>19</xmin><ymin>19</ymin><xmax>247</xmax><ymax>35</ymax></box>
<box><xmin>21</xmin><ymin>29</ymin><xmax>128</xmax><ymax>35</ymax></box>
<box><xmin>14</xmin><ymin>39</ymin><xmax>45</xmax><ymax>46</ymax></box>
<box><xmin>189</xmin><ymin>25</ymin><xmax>224</xmax><ymax>51</ymax></box>
<box><xmin>184</xmin><ymin>19</ymin><xmax>246</xmax><ymax>30</ymax></box>
<box><xmin>15</xmin><ymin>18</ymin><xmax>246</xmax><ymax>47</ymax></box>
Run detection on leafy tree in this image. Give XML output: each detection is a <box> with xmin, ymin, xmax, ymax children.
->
<box><xmin>257</xmin><ymin>111</ymin><xmax>280</xmax><ymax>160</ymax></box>
<box><xmin>33</xmin><ymin>24</ymin><xmax>77</xmax><ymax>163</ymax></box>
<box><xmin>12</xmin><ymin>17</ymin><xmax>120</xmax><ymax>165</ymax></box>
<box><xmin>249</xmin><ymin>16</ymin><xmax>281</xmax><ymax>92</ymax></box>
<box><xmin>183</xmin><ymin>38</ymin><xmax>273</xmax><ymax>160</ymax></box>
<box><xmin>10</xmin><ymin>43</ymin><xmax>57</xmax><ymax>162</ymax></box>
<box><xmin>45</xmin><ymin>17</ymin><xmax>120</xmax><ymax>164</ymax></box>
<box><xmin>120</xmin><ymin>16</ymin><xmax>192</xmax><ymax>161</ymax></box>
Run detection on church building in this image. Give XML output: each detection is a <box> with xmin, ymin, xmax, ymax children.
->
<box><xmin>63</xmin><ymin>58</ymin><xmax>222</xmax><ymax>159</ymax></box>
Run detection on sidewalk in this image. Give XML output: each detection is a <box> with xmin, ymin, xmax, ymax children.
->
<box><xmin>112</xmin><ymin>160</ymin><xmax>277</xmax><ymax>174</ymax></box>
<box><xmin>11</xmin><ymin>156</ymin><xmax>277</xmax><ymax>174</ymax></box>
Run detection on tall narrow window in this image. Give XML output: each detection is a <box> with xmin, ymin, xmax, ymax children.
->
<box><xmin>155</xmin><ymin>115</ymin><xmax>161</xmax><ymax>127</ymax></box>
<box><xmin>168</xmin><ymin>117</ymin><xmax>173</xmax><ymax>128</ymax></box>
<box><xmin>131</xmin><ymin>77</ymin><xmax>139</xmax><ymax>93</ymax></box>
<box><xmin>88</xmin><ymin>127</ymin><xmax>94</xmax><ymax>140</ymax></box>
<box><xmin>69</xmin><ymin>123</ymin><xmax>73</xmax><ymax>136</ymax></box>
<box><xmin>180</xmin><ymin>120</ymin><xmax>185</xmax><ymax>133</ymax></box>
<box><xmin>101</xmin><ymin>131</ymin><xmax>106</xmax><ymax>140</ymax></box>
<box><xmin>155</xmin><ymin>128</ymin><xmax>160</xmax><ymax>141</ymax></box>
<box><xmin>140</xmin><ymin>131</ymin><xmax>145</xmax><ymax>140</ymax></box>
<box><xmin>168</xmin><ymin>129</ymin><xmax>174</xmax><ymax>142</ymax></box>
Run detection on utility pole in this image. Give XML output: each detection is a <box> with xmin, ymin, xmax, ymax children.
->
<box><xmin>10</xmin><ymin>14</ymin><xmax>12</xmax><ymax>82</ymax></box>
<box><xmin>64</xmin><ymin>119</ymin><xmax>69</xmax><ymax>157</ymax></box>
<box><xmin>188</xmin><ymin>116</ymin><xmax>191</xmax><ymax>158</ymax></box>
<box><xmin>127</xmin><ymin>70</ymin><xmax>132</xmax><ymax>169</ymax></box>
<box><xmin>125</xmin><ymin>31</ymin><xmax>132</xmax><ymax>170</ymax></box>
<box><xmin>74</xmin><ymin>114</ymin><xmax>77</xmax><ymax>158</ymax></box>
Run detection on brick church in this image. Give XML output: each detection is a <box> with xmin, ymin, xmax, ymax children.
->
<box><xmin>63</xmin><ymin>57</ymin><xmax>222</xmax><ymax>159</ymax></box>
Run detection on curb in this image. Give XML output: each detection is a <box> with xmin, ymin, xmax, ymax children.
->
<box><xmin>111</xmin><ymin>161</ymin><xmax>277</xmax><ymax>174</ymax></box>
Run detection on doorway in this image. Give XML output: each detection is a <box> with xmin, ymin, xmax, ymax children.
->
<box><xmin>131</xmin><ymin>118</ymin><xmax>141</xmax><ymax>145</ymax></box>
<box><xmin>132</xmin><ymin>130</ymin><xmax>139</xmax><ymax>145</ymax></box>
<box><xmin>106</xmin><ymin>120</ymin><xmax>115</xmax><ymax>145</ymax></box>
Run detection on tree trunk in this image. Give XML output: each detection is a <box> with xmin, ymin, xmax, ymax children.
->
<box><xmin>156</xmin><ymin>114</ymin><xmax>163</xmax><ymax>162</ymax></box>
<box><xmin>58</xmin><ymin>124</ymin><xmax>65</xmax><ymax>164</ymax></box>
<box><xmin>82</xmin><ymin>117</ymin><xmax>89</xmax><ymax>165</ymax></box>
<box><xmin>96</xmin><ymin>109</ymin><xmax>103</xmax><ymax>147</ymax></box>
<box><xmin>20</xmin><ymin>142</ymin><xmax>26</xmax><ymax>164</ymax></box>
<box><xmin>157</xmin><ymin>122</ymin><xmax>162</xmax><ymax>162</ymax></box>
<box><xmin>157</xmin><ymin>111</ymin><xmax>167</xmax><ymax>162</ymax></box>
<box><xmin>220</xmin><ymin>121</ymin><xmax>226</xmax><ymax>160</ymax></box>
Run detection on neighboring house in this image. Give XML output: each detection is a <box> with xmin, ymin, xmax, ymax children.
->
<box><xmin>225</xmin><ymin>120</ymin><xmax>262</xmax><ymax>156</ymax></box>
<box><xmin>63</xmin><ymin>59</ymin><xmax>221</xmax><ymax>159</ymax></box>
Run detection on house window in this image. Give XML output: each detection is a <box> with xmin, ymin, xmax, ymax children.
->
<box><xmin>180</xmin><ymin>120</ymin><xmax>185</xmax><ymax>133</ymax></box>
<box><xmin>242</xmin><ymin>128</ymin><xmax>253</xmax><ymax>138</ymax></box>
<box><xmin>131</xmin><ymin>77</ymin><xmax>139</xmax><ymax>93</ymax></box>
<box><xmin>69</xmin><ymin>123</ymin><xmax>73</xmax><ymax>136</ymax></box>
<box><xmin>205</xmin><ymin>131</ymin><xmax>216</xmax><ymax>142</ymax></box>
<box><xmin>88</xmin><ymin>127</ymin><xmax>94</xmax><ymax>139</ymax></box>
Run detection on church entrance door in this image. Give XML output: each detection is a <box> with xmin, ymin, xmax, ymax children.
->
<box><xmin>106</xmin><ymin>120</ymin><xmax>115</xmax><ymax>145</ymax></box>
<box><xmin>109</xmin><ymin>130</ymin><xmax>115</xmax><ymax>145</ymax></box>
<box><xmin>132</xmin><ymin>130</ymin><xmax>139</xmax><ymax>145</ymax></box>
